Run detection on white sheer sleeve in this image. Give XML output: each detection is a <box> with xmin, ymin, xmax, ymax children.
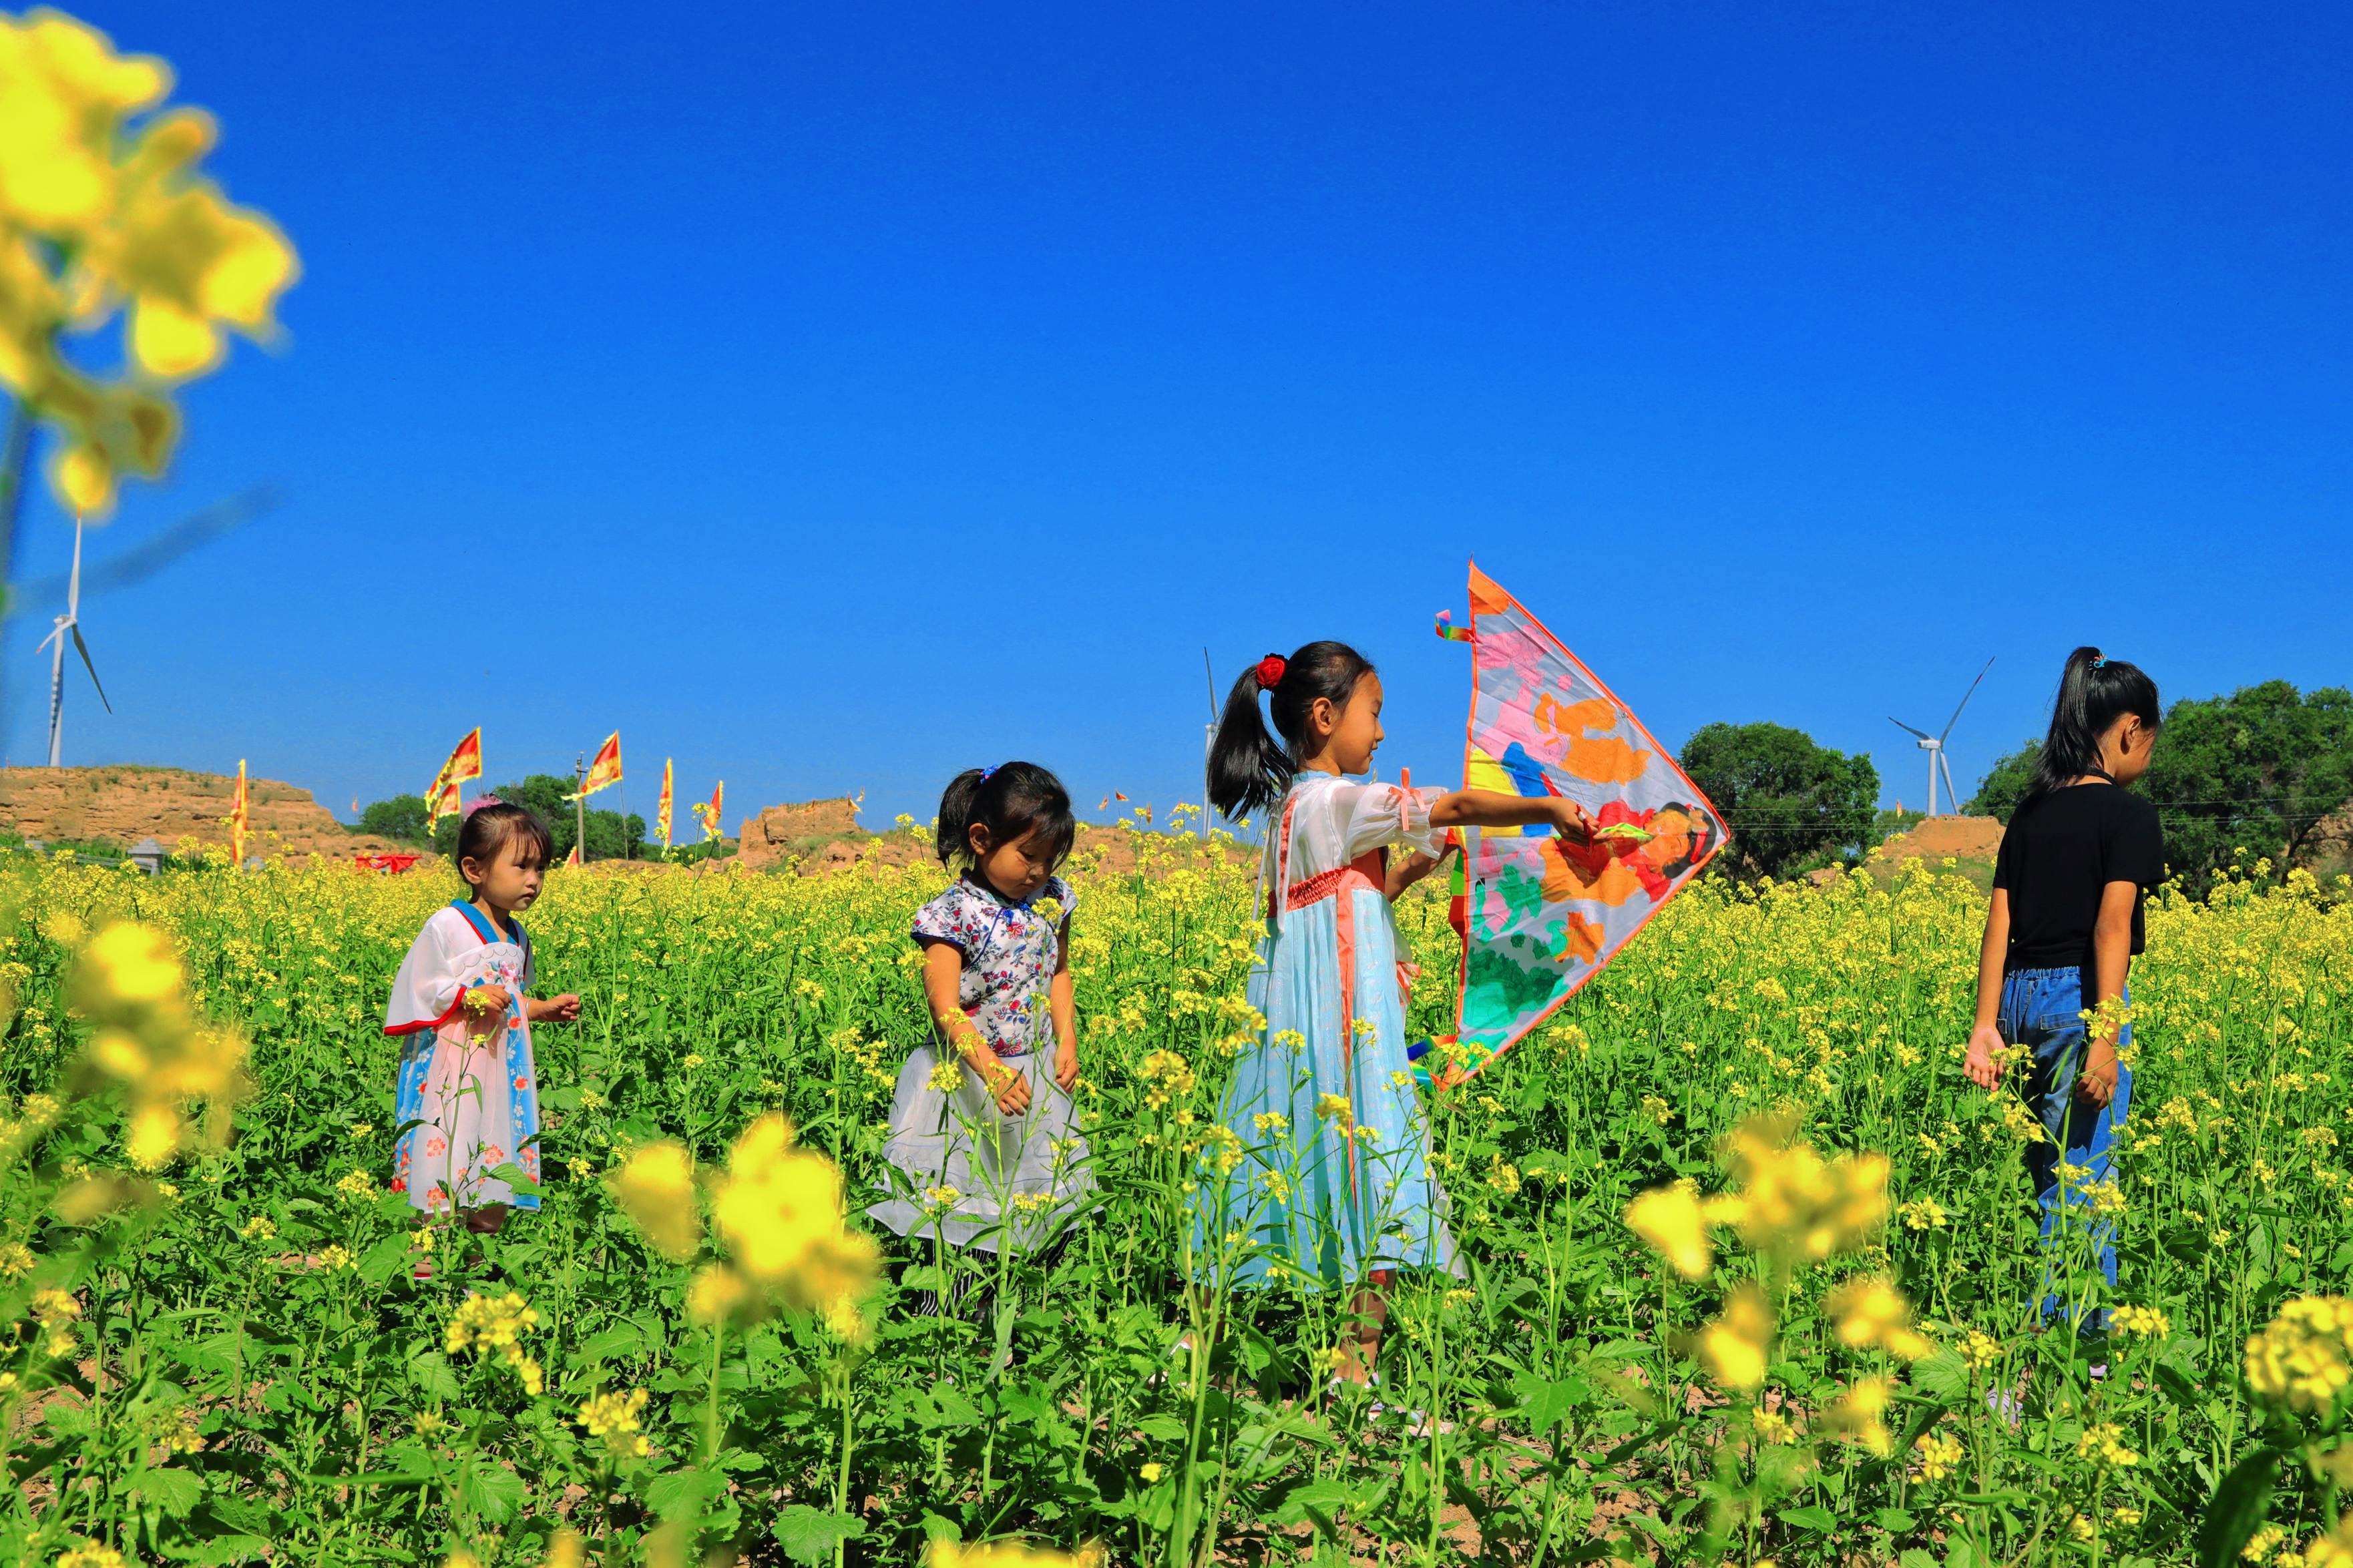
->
<box><xmin>1334</xmin><ymin>781</ymin><xmax>1446</xmax><ymax>862</ymax></box>
<box><xmin>384</xmin><ymin>911</ymin><xmax>467</xmax><ymax>1035</ymax></box>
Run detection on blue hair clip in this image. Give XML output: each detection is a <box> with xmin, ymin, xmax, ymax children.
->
<box><xmin>2091</xmin><ymin>655</ymin><xmax>2109</xmax><ymax>670</ymax></box>
<box><xmin>978</xmin><ymin>764</ymin><xmax>998</xmax><ymax>781</ymax></box>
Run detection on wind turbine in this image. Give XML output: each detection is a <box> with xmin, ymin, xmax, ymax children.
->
<box><xmin>38</xmin><ymin>513</ymin><xmax>111</xmax><ymax>767</ymax></box>
<box><xmin>1890</xmin><ymin>656</ymin><xmax>1994</xmax><ymax>818</ymax></box>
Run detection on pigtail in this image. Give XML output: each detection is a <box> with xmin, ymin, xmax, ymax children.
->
<box><xmin>2023</xmin><ymin>646</ymin><xmax>2162</xmax><ymax>808</ymax></box>
<box><xmin>1207</xmin><ymin>662</ymin><xmax>1293</xmax><ymax>821</ymax></box>
<box><xmin>935</xmin><ymin>768</ymin><xmax>988</xmax><ymax>870</ymax></box>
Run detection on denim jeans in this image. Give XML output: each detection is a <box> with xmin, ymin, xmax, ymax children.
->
<box><xmin>2000</xmin><ymin>965</ymin><xmax>2132</xmax><ymax>1330</ymax></box>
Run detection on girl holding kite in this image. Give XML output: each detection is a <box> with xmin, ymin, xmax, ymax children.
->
<box><xmin>385</xmin><ymin>801</ymin><xmax>582</xmax><ymax>1269</ymax></box>
<box><xmin>1198</xmin><ymin>641</ymin><xmax>1592</xmax><ymax>1388</ymax></box>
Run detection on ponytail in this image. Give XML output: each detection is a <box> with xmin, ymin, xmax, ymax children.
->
<box><xmin>935</xmin><ymin>762</ymin><xmax>1075</xmax><ymax>872</ymax></box>
<box><xmin>2024</xmin><ymin>647</ymin><xmax>2162</xmax><ymax>807</ymax></box>
<box><xmin>1205</xmin><ymin>640</ymin><xmax>1377</xmax><ymax>821</ymax></box>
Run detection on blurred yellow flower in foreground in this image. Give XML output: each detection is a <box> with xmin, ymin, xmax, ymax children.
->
<box><xmin>1625</xmin><ymin>1115</ymin><xmax>1888</xmax><ymax>1284</ymax></box>
<box><xmin>1625</xmin><ymin>1185</ymin><xmax>1712</xmax><ymax>1280</ymax></box>
<box><xmin>0</xmin><ymin>7</ymin><xmax>298</xmax><ymax>513</ymax></box>
<box><xmin>1826</xmin><ymin>1276</ymin><xmax>1935</xmax><ymax>1360</ymax></box>
<box><xmin>610</xmin><ymin>1139</ymin><xmax>699</xmax><ymax>1261</ymax></box>
<box><xmin>66</xmin><ymin>921</ymin><xmax>247</xmax><ymax>1170</ymax></box>
<box><xmin>1695</xmin><ymin>1280</ymin><xmax>1773</xmax><ymax>1392</ymax></box>
<box><xmin>711</xmin><ymin>1113</ymin><xmax>879</xmax><ymax>1315</ymax></box>
<box><xmin>2246</xmin><ymin>1296</ymin><xmax>2353</xmax><ymax>1414</ymax></box>
<box><xmin>931</xmin><ymin>1540</ymin><xmax>1099</xmax><ymax>1568</ymax></box>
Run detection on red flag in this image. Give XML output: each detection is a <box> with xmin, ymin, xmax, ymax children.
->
<box><xmin>656</xmin><ymin>758</ymin><xmax>674</xmax><ymax>849</ymax></box>
<box><xmin>570</xmin><ymin>732</ymin><xmax>622</xmax><ymax>799</ymax></box>
<box><xmin>690</xmin><ymin>779</ymin><xmax>724</xmax><ymax>841</ymax></box>
<box><xmin>228</xmin><ymin>759</ymin><xmax>249</xmax><ymax>867</ymax></box>
<box><xmin>425</xmin><ymin>727</ymin><xmax>482</xmax><ymax>832</ymax></box>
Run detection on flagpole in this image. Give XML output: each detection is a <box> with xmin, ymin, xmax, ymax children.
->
<box><xmin>574</xmin><ymin>752</ymin><xmax>588</xmax><ymax>864</ymax></box>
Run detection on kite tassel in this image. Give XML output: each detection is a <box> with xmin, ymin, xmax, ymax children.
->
<box><xmin>1434</xmin><ymin>610</ymin><xmax>1474</xmax><ymax>644</ymax></box>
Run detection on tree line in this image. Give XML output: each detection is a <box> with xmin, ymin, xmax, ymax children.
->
<box><xmin>1678</xmin><ymin>678</ymin><xmax>2350</xmax><ymax>892</ymax></box>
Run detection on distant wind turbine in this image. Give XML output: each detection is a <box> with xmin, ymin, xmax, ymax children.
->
<box><xmin>38</xmin><ymin>514</ymin><xmax>110</xmax><ymax>767</ymax></box>
<box><xmin>1890</xmin><ymin>656</ymin><xmax>1994</xmax><ymax>818</ymax></box>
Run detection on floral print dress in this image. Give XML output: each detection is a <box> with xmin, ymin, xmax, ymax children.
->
<box><xmin>385</xmin><ymin>900</ymin><xmax>542</xmax><ymax>1215</ymax></box>
<box><xmin>869</xmin><ymin>875</ymin><xmax>1092</xmax><ymax>1255</ymax></box>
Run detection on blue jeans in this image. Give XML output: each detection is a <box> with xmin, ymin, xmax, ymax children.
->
<box><xmin>2001</xmin><ymin>966</ymin><xmax>2132</xmax><ymax>1331</ymax></box>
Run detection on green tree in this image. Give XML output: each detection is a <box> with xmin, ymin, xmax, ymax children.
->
<box><xmin>2144</xmin><ymin>682</ymin><xmax>2353</xmax><ymax>893</ymax></box>
<box><xmin>355</xmin><ymin>793</ymin><xmax>431</xmax><ymax>842</ymax></box>
<box><xmin>1964</xmin><ymin>741</ymin><xmax>2041</xmax><ymax>823</ymax></box>
<box><xmin>1678</xmin><ymin>722</ymin><xmax>1880</xmax><ymax>882</ymax></box>
<box><xmin>454</xmin><ymin>775</ymin><xmax>647</xmax><ymax>864</ymax></box>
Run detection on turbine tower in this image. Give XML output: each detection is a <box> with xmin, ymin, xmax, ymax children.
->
<box><xmin>39</xmin><ymin>514</ymin><xmax>112</xmax><ymax>767</ymax></box>
<box><xmin>1890</xmin><ymin>656</ymin><xmax>1994</xmax><ymax>818</ymax></box>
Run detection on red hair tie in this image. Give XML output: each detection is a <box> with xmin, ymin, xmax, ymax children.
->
<box><xmin>1255</xmin><ymin>654</ymin><xmax>1287</xmax><ymax>690</ymax></box>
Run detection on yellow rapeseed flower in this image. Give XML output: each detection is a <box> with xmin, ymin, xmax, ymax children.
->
<box><xmin>1695</xmin><ymin>1281</ymin><xmax>1773</xmax><ymax>1392</ymax></box>
<box><xmin>1825</xmin><ymin>1276</ymin><xmax>1936</xmax><ymax>1360</ymax></box>
<box><xmin>1916</xmin><ymin>1427</ymin><xmax>1963</xmax><ymax>1481</ymax></box>
<box><xmin>610</xmin><ymin>1139</ymin><xmax>700</xmax><ymax>1262</ymax></box>
<box><xmin>2246</xmin><ymin>1296</ymin><xmax>2353</xmax><ymax>1414</ymax></box>
<box><xmin>1626</xmin><ymin>1186</ymin><xmax>1713</xmax><ymax>1280</ymax></box>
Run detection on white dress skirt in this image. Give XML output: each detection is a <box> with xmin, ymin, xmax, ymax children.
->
<box><xmin>868</xmin><ymin>1045</ymin><xmax>1092</xmax><ymax>1254</ymax></box>
<box><xmin>868</xmin><ymin>873</ymin><xmax>1094</xmax><ymax>1255</ymax></box>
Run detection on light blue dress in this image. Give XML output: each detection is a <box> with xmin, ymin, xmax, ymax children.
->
<box><xmin>1189</xmin><ymin>774</ymin><xmax>1458</xmax><ymax>1290</ymax></box>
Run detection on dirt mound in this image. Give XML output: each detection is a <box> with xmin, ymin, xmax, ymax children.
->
<box><xmin>736</xmin><ymin>796</ymin><xmax>872</xmax><ymax>870</ymax></box>
<box><xmin>1880</xmin><ymin>815</ymin><xmax>2004</xmax><ymax>864</ymax></box>
<box><xmin>0</xmin><ymin>765</ymin><xmax>414</xmax><ymax>862</ymax></box>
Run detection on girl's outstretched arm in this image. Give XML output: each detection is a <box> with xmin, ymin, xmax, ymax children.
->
<box><xmin>921</xmin><ymin>941</ymin><xmax>1029</xmax><ymax>1115</ymax></box>
<box><xmin>1428</xmin><ymin>790</ymin><xmax>1591</xmax><ymax>838</ymax></box>
<box><xmin>1964</xmin><ymin>889</ymin><xmax>2010</xmax><ymax>1089</ymax></box>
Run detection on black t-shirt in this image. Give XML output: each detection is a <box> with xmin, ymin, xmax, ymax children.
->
<box><xmin>1992</xmin><ymin>782</ymin><xmax>2166</xmax><ymax>973</ymax></box>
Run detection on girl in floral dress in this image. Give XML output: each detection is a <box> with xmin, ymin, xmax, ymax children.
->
<box><xmin>871</xmin><ymin>763</ymin><xmax>1090</xmax><ymax>1264</ymax></box>
<box><xmin>1195</xmin><ymin>643</ymin><xmax>1590</xmax><ymax>1385</ymax></box>
<box><xmin>385</xmin><ymin>802</ymin><xmax>580</xmax><ymax>1248</ymax></box>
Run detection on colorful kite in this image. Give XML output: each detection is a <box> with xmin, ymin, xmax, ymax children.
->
<box><xmin>1435</xmin><ymin>563</ymin><xmax>1727</xmax><ymax>1080</ymax></box>
<box><xmin>655</xmin><ymin>758</ymin><xmax>674</xmax><ymax>850</ymax></box>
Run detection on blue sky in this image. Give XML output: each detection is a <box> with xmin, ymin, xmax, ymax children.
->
<box><xmin>10</xmin><ymin>2</ymin><xmax>2349</xmax><ymax>832</ymax></box>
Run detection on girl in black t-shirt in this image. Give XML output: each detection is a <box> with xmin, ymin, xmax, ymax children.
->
<box><xmin>1963</xmin><ymin>647</ymin><xmax>2164</xmax><ymax>1332</ymax></box>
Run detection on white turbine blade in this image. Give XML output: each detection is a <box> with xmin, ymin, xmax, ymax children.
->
<box><xmin>69</xmin><ymin>624</ymin><xmax>111</xmax><ymax>713</ymax></box>
<box><xmin>1889</xmin><ymin>716</ymin><xmax>1932</xmax><ymax>740</ymax></box>
<box><xmin>1940</xmin><ymin>750</ymin><xmax>1961</xmax><ymax>816</ymax></box>
<box><xmin>1938</xmin><ymin>656</ymin><xmax>1996</xmax><ymax>744</ymax></box>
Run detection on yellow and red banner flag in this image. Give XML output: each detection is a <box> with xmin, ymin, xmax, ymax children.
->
<box><xmin>229</xmin><ymin>758</ymin><xmax>249</xmax><ymax>867</ymax></box>
<box><xmin>425</xmin><ymin>726</ymin><xmax>482</xmax><ymax>831</ymax></box>
<box><xmin>656</xmin><ymin>758</ymin><xmax>674</xmax><ymax>849</ymax></box>
<box><xmin>691</xmin><ymin>779</ymin><xmax>723</xmax><ymax>841</ymax></box>
<box><xmin>569</xmin><ymin>732</ymin><xmax>622</xmax><ymax>800</ymax></box>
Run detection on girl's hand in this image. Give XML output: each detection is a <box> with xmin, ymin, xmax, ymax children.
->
<box><xmin>1963</xmin><ymin>1024</ymin><xmax>2007</xmax><ymax>1090</ymax></box>
<box><xmin>2077</xmin><ymin>1042</ymin><xmax>2119</xmax><ymax>1107</ymax></box>
<box><xmin>1548</xmin><ymin>798</ymin><xmax>1594</xmax><ymax>841</ymax></box>
<box><xmin>462</xmin><ymin>985</ymin><xmax>512</xmax><ymax>1035</ymax></box>
<box><xmin>531</xmin><ymin>993</ymin><xmax>582</xmax><ymax>1024</ymax></box>
<box><xmin>1054</xmin><ymin>1039</ymin><xmax>1079</xmax><ymax>1092</ymax></box>
<box><xmin>986</xmin><ymin>1060</ymin><xmax>1032</xmax><ymax>1117</ymax></box>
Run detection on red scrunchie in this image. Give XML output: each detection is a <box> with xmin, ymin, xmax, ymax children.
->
<box><xmin>1255</xmin><ymin>654</ymin><xmax>1287</xmax><ymax>691</ymax></box>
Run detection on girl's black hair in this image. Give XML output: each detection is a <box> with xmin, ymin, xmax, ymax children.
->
<box><xmin>455</xmin><ymin>800</ymin><xmax>555</xmax><ymax>884</ymax></box>
<box><xmin>936</xmin><ymin>762</ymin><xmax>1076</xmax><ymax>873</ymax></box>
<box><xmin>1206</xmin><ymin>640</ymin><xmax>1378</xmax><ymax>820</ymax></box>
<box><xmin>2024</xmin><ymin>647</ymin><xmax>2162</xmax><ymax>806</ymax></box>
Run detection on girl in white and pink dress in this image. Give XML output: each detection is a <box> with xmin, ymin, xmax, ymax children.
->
<box><xmin>385</xmin><ymin>802</ymin><xmax>580</xmax><ymax>1240</ymax></box>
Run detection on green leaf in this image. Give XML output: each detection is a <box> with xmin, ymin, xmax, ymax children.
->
<box><xmin>358</xmin><ymin>1233</ymin><xmax>415</xmax><ymax>1286</ymax></box>
<box><xmin>1512</xmin><ymin>1371</ymin><xmax>1592</xmax><ymax>1432</ymax></box>
<box><xmin>1134</xmin><ymin>1414</ymin><xmax>1188</xmax><ymax>1441</ymax></box>
<box><xmin>646</xmin><ymin>1467</ymin><xmax>721</xmax><ymax>1521</ymax></box>
<box><xmin>2197</xmin><ymin>1447</ymin><xmax>2283</xmax><ymax>1568</ymax></box>
<box><xmin>1911</xmin><ymin>1346</ymin><xmax>1969</xmax><ymax>1402</ymax></box>
<box><xmin>460</xmin><ymin>1455</ymin><xmax>525</xmax><ymax>1525</ymax></box>
<box><xmin>132</xmin><ymin>1465</ymin><xmax>205</xmax><ymax>1517</ymax></box>
<box><xmin>1876</xmin><ymin>1508</ymin><xmax>1918</xmax><ymax>1533</ymax></box>
<box><xmin>1899</xmin><ymin>1551</ymin><xmax>1938</xmax><ymax>1568</ymax></box>
<box><xmin>409</xmin><ymin>1352</ymin><xmax>459</xmax><ymax>1403</ymax></box>
<box><xmin>1271</xmin><ymin>1477</ymin><xmax>1353</xmax><ymax>1530</ymax></box>
<box><xmin>1778</xmin><ymin>1505</ymin><xmax>1838</xmax><ymax>1531</ymax></box>
<box><xmin>771</xmin><ymin>1504</ymin><xmax>867</xmax><ymax>1565</ymax></box>
<box><xmin>576</xmin><ymin>1323</ymin><xmax>646</xmax><ymax>1363</ymax></box>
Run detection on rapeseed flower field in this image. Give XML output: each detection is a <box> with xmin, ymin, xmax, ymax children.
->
<box><xmin>0</xmin><ymin>834</ymin><xmax>2348</xmax><ymax>1567</ymax></box>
